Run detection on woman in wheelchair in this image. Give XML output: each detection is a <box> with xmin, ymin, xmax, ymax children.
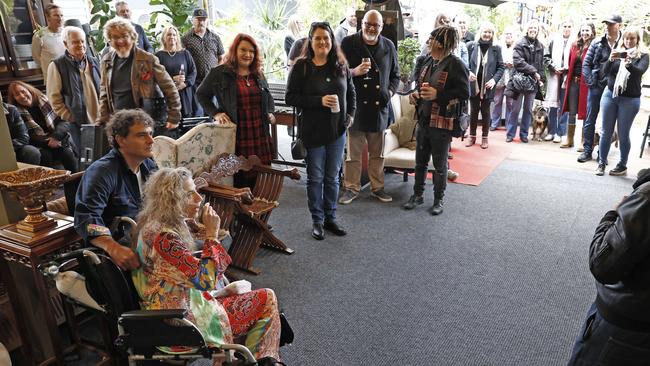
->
<box><xmin>131</xmin><ymin>167</ymin><xmax>284</xmax><ymax>366</ymax></box>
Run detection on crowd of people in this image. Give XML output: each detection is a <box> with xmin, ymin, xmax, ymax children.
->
<box><xmin>4</xmin><ymin>3</ymin><xmax>649</xmax><ymax>363</ymax></box>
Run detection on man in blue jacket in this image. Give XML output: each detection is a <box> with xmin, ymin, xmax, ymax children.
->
<box><xmin>74</xmin><ymin>109</ymin><xmax>157</xmax><ymax>270</ymax></box>
<box><xmin>578</xmin><ymin>14</ymin><xmax>622</xmax><ymax>163</ymax></box>
<box><xmin>567</xmin><ymin>168</ymin><xmax>650</xmax><ymax>363</ymax></box>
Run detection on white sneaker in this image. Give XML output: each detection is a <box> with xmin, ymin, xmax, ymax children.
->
<box><xmin>560</xmin><ymin>135</ymin><xmax>568</xmax><ymax>146</ymax></box>
<box><xmin>553</xmin><ymin>135</ymin><xmax>562</xmax><ymax>143</ymax></box>
<box><xmin>447</xmin><ymin>169</ymin><xmax>459</xmax><ymax>181</ymax></box>
<box><xmin>543</xmin><ymin>134</ymin><xmax>554</xmax><ymax>141</ymax></box>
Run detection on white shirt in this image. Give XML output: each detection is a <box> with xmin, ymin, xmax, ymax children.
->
<box><xmin>32</xmin><ymin>27</ymin><xmax>65</xmax><ymax>84</ymax></box>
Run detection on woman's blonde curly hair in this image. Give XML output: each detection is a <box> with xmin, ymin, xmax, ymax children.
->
<box><xmin>134</xmin><ymin>167</ymin><xmax>195</xmax><ymax>249</ymax></box>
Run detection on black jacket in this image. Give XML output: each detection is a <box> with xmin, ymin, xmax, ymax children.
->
<box><xmin>467</xmin><ymin>41</ymin><xmax>504</xmax><ymax>100</ymax></box>
<box><xmin>340</xmin><ymin>32</ymin><xmax>400</xmax><ymax>132</ymax></box>
<box><xmin>603</xmin><ymin>53</ymin><xmax>649</xmax><ymax>98</ymax></box>
<box><xmin>285</xmin><ymin>59</ymin><xmax>356</xmax><ymax>148</ymax></box>
<box><xmin>413</xmin><ymin>54</ymin><xmax>470</xmax><ymax>126</ymax></box>
<box><xmin>590</xmin><ymin>177</ymin><xmax>650</xmax><ymax>331</ymax></box>
<box><xmin>512</xmin><ymin>36</ymin><xmax>546</xmax><ymax>82</ymax></box>
<box><xmin>196</xmin><ymin>64</ymin><xmax>275</xmax><ymax>134</ymax></box>
<box><xmin>5</xmin><ymin>103</ymin><xmax>29</xmax><ymax>151</ymax></box>
<box><xmin>582</xmin><ymin>32</ymin><xmax>622</xmax><ymax>90</ymax></box>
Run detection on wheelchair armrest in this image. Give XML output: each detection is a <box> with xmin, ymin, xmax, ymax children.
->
<box><xmin>120</xmin><ymin>309</ymin><xmax>188</xmax><ymax>320</ymax></box>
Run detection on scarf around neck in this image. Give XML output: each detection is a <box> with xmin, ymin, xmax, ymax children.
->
<box><xmin>612</xmin><ymin>47</ymin><xmax>638</xmax><ymax>97</ymax></box>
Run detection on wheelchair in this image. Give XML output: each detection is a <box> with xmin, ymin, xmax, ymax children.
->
<box><xmin>40</xmin><ymin>246</ymin><xmax>265</xmax><ymax>366</ymax></box>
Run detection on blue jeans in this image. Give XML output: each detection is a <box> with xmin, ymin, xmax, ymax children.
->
<box><xmin>506</xmin><ymin>91</ymin><xmax>535</xmax><ymax>139</ymax></box>
<box><xmin>567</xmin><ymin>302</ymin><xmax>650</xmax><ymax>365</ymax></box>
<box><xmin>583</xmin><ymin>88</ymin><xmax>603</xmax><ymax>154</ymax></box>
<box><xmin>305</xmin><ymin>133</ymin><xmax>346</xmax><ymax>224</ymax></box>
<box><xmin>491</xmin><ymin>86</ymin><xmax>513</xmax><ymax>128</ymax></box>
<box><xmin>547</xmin><ymin>88</ymin><xmax>568</xmax><ymax>136</ymax></box>
<box><xmin>597</xmin><ymin>89</ymin><xmax>640</xmax><ymax>167</ymax></box>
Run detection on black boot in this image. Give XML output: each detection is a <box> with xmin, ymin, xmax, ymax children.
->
<box><xmin>311</xmin><ymin>223</ymin><xmax>324</xmax><ymax>240</ymax></box>
<box><xmin>402</xmin><ymin>194</ymin><xmax>423</xmax><ymax>210</ymax></box>
<box><xmin>429</xmin><ymin>198</ymin><xmax>444</xmax><ymax>215</ymax></box>
<box><xmin>431</xmin><ymin>170</ymin><xmax>446</xmax><ymax>216</ymax></box>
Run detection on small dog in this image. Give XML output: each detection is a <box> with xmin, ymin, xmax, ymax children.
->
<box><xmin>531</xmin><ymin>104</ymin><xmax>549</xmax><ymax>141</ymax></box>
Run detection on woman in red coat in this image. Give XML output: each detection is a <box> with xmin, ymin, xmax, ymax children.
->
<box><xmin>560</xmin><ymin>22</ymin><xmax>595</xmax><ymax>149</ymax></box>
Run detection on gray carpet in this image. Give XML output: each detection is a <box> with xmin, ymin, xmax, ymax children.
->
<box><xmin>249</xmin><ymin>159</ymin><xmax>635</xmax><ymax>366</ymax></box>
<box><xmin>68</xmin><ymin>159</ymin><xmax>636</xmax><ymax>366</ymax></box>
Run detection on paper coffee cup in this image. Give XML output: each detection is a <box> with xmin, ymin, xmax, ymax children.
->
<box><xmin>330</xmin><ymin>94</ymin><xmax>340</xmax><ymax>113</ymax></box>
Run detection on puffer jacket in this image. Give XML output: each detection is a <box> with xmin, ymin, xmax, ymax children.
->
<box><xmin>512</xmin><ymin>36</ymin><xmax>546</xmax><ymax>83</ymax></box>
<box><xmin>582</xmin><ymin>32</ymin><xmax>621</xmax><ymax>89</ymax></box>
<box><xmin>589</xmin><ymin>174</ymin><xmax>650</xmax><ymax>331</ymax></box>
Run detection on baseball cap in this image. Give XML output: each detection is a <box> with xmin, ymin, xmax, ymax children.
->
<box><xmin>602</xmin><ymin>14</ymin><xmax>622</xmax><ymax>24</ymax></box>
<box><xmin>192</xmin><ymin>8</ymin><xmax>208</xmax><ymax>18</ymax></box>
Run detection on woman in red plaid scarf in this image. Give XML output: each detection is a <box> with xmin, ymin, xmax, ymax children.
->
<box><xmin>8</xmin><ymin>81</ymin><xmax>78</xmax><ymax>172</ymax></box>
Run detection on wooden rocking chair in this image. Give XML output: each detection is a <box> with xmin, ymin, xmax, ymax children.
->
<box><xmin>197</xmin><ymin>153</ymin><xmax>300</xmax><ymax>274</ymax></box>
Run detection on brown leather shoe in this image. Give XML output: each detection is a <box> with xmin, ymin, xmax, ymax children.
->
<box><xmin>481</xmin><ymin>137</ymin><xmax>488</xmax><ymax>149</ymax></box>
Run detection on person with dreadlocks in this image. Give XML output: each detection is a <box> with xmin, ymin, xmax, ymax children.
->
<box><xmin>403</xmin><ymin>26</ymin><xmax>470</xmax><ymax>216</ymax></box>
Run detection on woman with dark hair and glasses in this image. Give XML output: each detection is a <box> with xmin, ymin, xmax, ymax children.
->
<box><xmin>403</xmin><ymin>26</ymin><xmax>469</xmax><ymax>216</ymax></box>
<box><xmin>285</xmin><ymin>22</ymin><xmax>356</xmax><ymax>240</ymax></box>
<box><xmin>197</xmin><ymin>33</ymin><xmax>276</xmax><ymax>188</ymax></box>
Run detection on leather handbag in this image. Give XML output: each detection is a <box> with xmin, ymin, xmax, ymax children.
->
<box><xmin>291</xmin><ymin>138</ymin><xmax>307</xmax><ymax>160</ymax></box>
<box><xmin>291</xmin><ymin>111</ymin><xmax>307</xmax><ymax>160</ymax></box>
<box><xmin>511</xmin><ymin>71</ymin><xmax>536</xmax><ymax>93</ymax></box>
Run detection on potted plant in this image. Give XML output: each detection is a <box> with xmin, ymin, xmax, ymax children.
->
<box><xmin>397</xmin><ymin>37</ymin><xmax>420</xmax><ymax>91</ymax></box>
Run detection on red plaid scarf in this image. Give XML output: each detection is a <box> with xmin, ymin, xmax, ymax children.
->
<box><xmin>17</xmin><ymin>95</ymin><xmax>59</xmax><ymax>136</ymax></box>
<box><xmin>418</xmin><ymin>57</ymin><xmax>455</xmax><ymax>130</ymax></box>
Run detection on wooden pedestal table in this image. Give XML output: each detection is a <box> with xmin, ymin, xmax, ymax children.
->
<box><xmin>0</xmin><ymin>212</ymin><xmax>83</xmax><ymax>366</ymax></box>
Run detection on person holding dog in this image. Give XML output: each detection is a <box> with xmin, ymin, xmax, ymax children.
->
<box><xmin>466</xmin><ymin>21</ymin><xmax>504</xmax><ymax>149</ymax></box>
<box><xmin>403</xmin><ymin>26</ymin><xmax>469</xmax><ymax>215</ymax></box>
<box><xmin>595</xmin><ymin>28</ymin><xmax>648</xmax><ymax>176</ymax></box>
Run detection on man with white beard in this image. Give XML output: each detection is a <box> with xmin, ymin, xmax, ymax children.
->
<box><xmin>97</xmin><ymin>18</ymin><xmax>180</xmax><ymax>131</ymax></box>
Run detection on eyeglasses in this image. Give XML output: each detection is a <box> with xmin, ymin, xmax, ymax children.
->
<box><xmin>110</xmin><ymin>34</ymin><xmax>131</xmax><ymax>41</ymax></box>
<box><xmin>363</xmin><ymin>21</ymin><xmax>382</xmax><ymax>29</ymax></box>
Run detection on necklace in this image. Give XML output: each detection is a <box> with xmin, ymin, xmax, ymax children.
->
<box><xmin>240</xmin><ymin>74</ymin><xmax>251</xmax><ymax>87</ymax></box>
<box><xmin>166</xmin><ymin>50</ymin><xmax>177</xmax><ymax>57</ymax></box>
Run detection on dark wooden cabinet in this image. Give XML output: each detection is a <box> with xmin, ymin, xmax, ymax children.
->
<box><xmin>0</xmin><ymin>0</ymin><xmax>47</xmax><ymax>91</ymax></box>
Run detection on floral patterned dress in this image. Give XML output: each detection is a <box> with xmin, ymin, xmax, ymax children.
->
<box><xmin>132</xmin><ymin>228</ymin><xmax>281</xmax><ymax>361</ymax></box>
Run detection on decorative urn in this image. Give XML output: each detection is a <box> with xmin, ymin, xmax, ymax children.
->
<box><xmin>0</xmin><ymin>167</ymin><xmax>70</xmax><ymax>233</ymax></box>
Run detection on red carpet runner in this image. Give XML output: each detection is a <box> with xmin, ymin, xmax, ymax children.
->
<box><xmin>447</xmin><ymin>129</ymin><xmax>514</xmax><ymax>186</ymax></box>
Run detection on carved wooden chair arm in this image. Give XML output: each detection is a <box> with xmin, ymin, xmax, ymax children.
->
<box><xmin>200</xmin><ymin>184</ymin><xmax>254</xmax><ymax>204</ymax></box>
<box><xmin>252</xmin><ymin>165</ymin><xmax>300</xmax><ymax>180</ymax></box>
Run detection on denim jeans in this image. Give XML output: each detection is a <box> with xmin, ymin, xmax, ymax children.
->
<box><xmin>305</xmin><ymin>133</ymin><xmax>346</xmax><ymax>224</ymax></box>
<box><xmin>491</xmin><ymin>86</ymin><xmax>513</xmax><ymax>128</ymax></box>
<box><xmin>597</xmin><ymin>88</ymin><xmax>641</xmax><ymax>167</ymax></box>
<box><xmin>413</xmin><ymin>126</ymin><xmax>450</xmax><ymax>200</ymax></box>
<box><xmin>547</xmin><ymin>87</ymin><xmax>568</xmax><ymax>136</ymax></box>
<box><xmin>582</xmin><ymin>88</ymin><xmax>603</xmax><ymax>154</ymax></box>
<box><xmin>506</xmin><ymin>91</ymin><xmax>535</xmax><ymax>139</ymax></box>
<box><xmin>567</xmin><ymin>302</ymin><xmax>650</xmax><ymax>366</ymax></box>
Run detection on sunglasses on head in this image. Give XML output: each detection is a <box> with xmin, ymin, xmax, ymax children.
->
<box><xmin>309</xmin><ymin>21</ymin><xmax>333</xmax><ymax>37</ymax></box>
